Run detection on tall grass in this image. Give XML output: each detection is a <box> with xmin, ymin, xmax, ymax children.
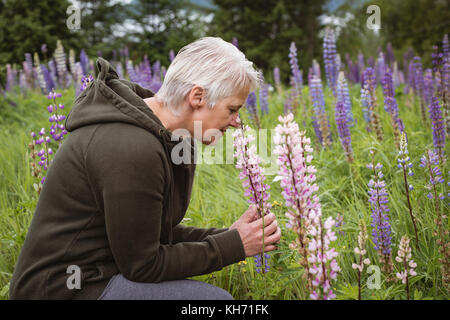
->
<box><xmin>0</xmin><ymin>83</ymin><xmax>448</xmax><ymax>300</ymax></box>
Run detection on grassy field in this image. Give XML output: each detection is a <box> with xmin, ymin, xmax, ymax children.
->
<box><xmin>0</xmin><ymin>82</ymin><xmax>448</xmax><ymax>300</ymax></box>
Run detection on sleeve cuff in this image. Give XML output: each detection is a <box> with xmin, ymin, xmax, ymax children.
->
<box><xmin>209</xmin><ymin>228</ymin><xmax>246</xmax><ymax>267</ymax></box>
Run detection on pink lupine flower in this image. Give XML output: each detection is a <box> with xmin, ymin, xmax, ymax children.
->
<box><xmin>233</xmin><ymin>120</ymin><xmax>272</xmax><ymax>273</ymax></box>
<box><xmin>395</xmin><ymin>235</ymin><xmax>416</xmax><ymax>299</ymax></box>
<box><xmin>352</xmin><ymin>220</ymin><xmax>371</xmax><ymax>299</ymax></box>
<box><xmin>273</xmin><ymin>113</ymin><xmax>340</xmax><ymax>299</ymax></box>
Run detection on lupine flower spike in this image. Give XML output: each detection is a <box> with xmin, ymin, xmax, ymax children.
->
<box><xmin>362</xmin><ymin>68</ymin><xmax>383</xmax><ymax>141</ymax></box>
<box><xmin>47</xmin><ymin>90</ymin><xmax>67</xmax><ymax>146</ymax></box>
<box><xmin>382</xmin><ymin>69</ymin><xmax>404</xmax><ymax>149</ymax></box>
<box><xmin>395</xmin><ymin>235</ymin><xmax>417</xmax><ymax>300</ymax></box>
<box><xmin>397</xmin><ymin>132</ymin><xmax>419</xmax><ymax>247</ymax></box>
<box><xmin>80</xmin><ymin>75</ymin><xmax>94</xmax><ymax>93</ymax></box>
<box><xmin>335</xmin><ymin>100</ymin><xmax>353</xmax><ymax>163</ymax></box>
<box><xmin>233</xmin><ymin>119</ymin><xmax>272</xmax><ymax>273</ymax></box>
<box><xmin>367</xmin><ymin>150</ymin><xmax>393</xmax><ymax>274</ymax></box>
<box><xmin>273</xmin><ymin>113</ymin><xmax>339</xmax><ymax>299</ymax></box>
<box><xmin>309</xmin><ymin>75</ymin><xmax>332</xmax><ymax>148</ymax></box>
<box><xmin>428</xmin><ymin>96</ymin><xmax>446</xmax><ymax>161</ymax></box>
<box><xmin>419</xmin><ymin>149</ymin><xmax>449</xmax><ymax>286</ymax></box>
<box><xmin>30</xmin><ymin>128</ymin><xmax>53</xmax><ymax>193</ymax></box>
<box><xmin>288</xmin><ymin>42</ymin><xmax>305</xmax><ymax>117</ymax></box>
<box><xmin>245</xmin><ymin>92</ymin><xmax>260</xmax><ymax>129</ymax></box>
<box><xmin>352</xmin><ymin>220</ymin><xmax>370</xmax><ymax>300</ymax></box>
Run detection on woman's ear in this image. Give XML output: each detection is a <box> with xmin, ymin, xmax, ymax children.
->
<box><xmin>188</xmin><ymin>85</ymin><xmax>206</xmax><ymax>110</ymax></box>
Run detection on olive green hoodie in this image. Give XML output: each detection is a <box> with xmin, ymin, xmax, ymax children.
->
<box><xmin>9</xmin><ymin>58</ymin><xmax>246</xmax><ymax>300</ymax></box>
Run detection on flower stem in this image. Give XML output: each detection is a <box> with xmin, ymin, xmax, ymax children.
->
<box><xmin>402</xmin><ymin>165</ymin><xmax>419</xmax><ymax>248</ymax></box>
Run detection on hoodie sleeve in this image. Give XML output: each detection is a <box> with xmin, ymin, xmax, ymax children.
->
<box><xmin>171</xmin><ymin>224</ymin><xmax>229</xmax><ymax>243</ymax></box>
<box><xmin>85</xmin><ymin>123</ymin><xmax>245</xmax><ymax>283</ymax></box>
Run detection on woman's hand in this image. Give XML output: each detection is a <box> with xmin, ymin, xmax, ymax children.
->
<box><xmin>230</xmin><ymin>205</ymin><xmax>281</xmax><ymax>257</ymax></box>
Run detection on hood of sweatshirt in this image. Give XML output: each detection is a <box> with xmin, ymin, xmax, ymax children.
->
<box><xmin>65</xmin><ymin>57</ymin><xmax>196</xmax><ymax>245</ymax></box>
<box><xmin>66</xmin><ymin>58</ymin><xmax>175</xmax><ymax>145</ymax></box>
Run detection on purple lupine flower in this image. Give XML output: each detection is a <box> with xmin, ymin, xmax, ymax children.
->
<box><xmin>431</xmin><ymin>45</ymin><xmax>443</xmax><ymax>73</ymax></box>
<box><xmin>376</xmin><ymin>52</ymin><xmax>386</xmax><ymax>84</ymax></box>
<box><xmin>48</xmin><ymin>59</ymin><xmax>58</xmax><ymax>84</ymax></box>
<box><xmin>116</xmin><ymin>62</ymin><xmax>123</xmax><ymax>79</ymax></box>
<box><xmin>254</xmin><ymin>253</ymin><xmax>270</xmax><ymax>273</ymax></box>
<box><xmin>284</xmin><ymin>89</ymin><xmax>294</xmax><ymax>115</ymax></box>
<box><xmin>152</xmin><ymin>60</ymin><xmax>161</xmax><ymax>82</ymax></box>
<box><xmin>273</xmin><ymin>66</ymin><xmax>281</xmax><ymax>90</ymax></box>
<box><xmin>24</xmin><ymin>53</ymin><xmax>33</xmax><ymax>77</ymax></box>
<box><xmin>382</xmin><ymin>69</ymin><xmax>404</xmax><ymax>146</ymax></box>
<box><xmin>120</xmin><ymin>47</ymin><xmax>129</xmax><ymax>58</ymax></box>
<box><xmin>412</xmin><ymin>56</ymin><xmax>424</xmax><ymax>96</ymax></box>
<box><xmin>41</xmin><ymin>65</ymin><xmax>55</xmax><ymax>93</ymax></box>
<box><xmin>126</xmin><ymin>60</ymin><xmax>141</xmax><ymax>84</ymax></box>
<box><xmin>335</xmin><ymin>213</ymin><xmax>345</xmax><ymax>236</ymax></box>
<box><xmin>335</xmin><ymin>100</ymin><xmax>353</xmax><ymax>163</ymax></box>
<box><xmin>312</xmin><ymin>59</ymin><xmax>321</xmax><ymax>79</ymax></box>
<box><xmin>259</xmin><ymin>82</ymin><xmax>269</xmax><ymax>115</ymax></box>
<box><xmin>289</xmin><ymin>42</ymin><xmax>303</xmax><ymax>90</ymax></box>
<box><xmin>6</xmin><ymin>64</ymin><xmax>15</xmax><ymax>91</ymax></box>
<box><xmin>169</xmin><ymin>49</ymin><xmax>175</xmax><ymax>62</ymax></box>
<box><xmin>345</xmin><ymin>53</ymin><xmax>354</xmax><ymax>82</ymax></box>
<box><xmin>80</xmin><ymin>49</ymin><xmax>89</xmax><ymax>76</ymax></box>
<box><xmin>428</xmin><ymin>96</ymin><xmax>446</xmax><ymax>158</ymax></box>
<box><xmin>337</xmin><ymin>71</ymin><xmax>354</xmax><ymax>126</ymax></box>
<box><xmin>140</xmin><ymin>56</ymin><xmax>153</xmax><ymax>90</ymax></box>
<box><xmin>405</xmin><ymin>60</ymin><xmax>415</xmax><ymax>94</ymax></box>
<box><xmin>367</xmin><ymin>150</ymin><xmax>393</xmax><ymax>273</ymax></box>
<box><xmin>288</xmin><ymin>42</ymin><xmax>304</xmax><ymax>117</ymax></box>
<box><xmin>41</xmin><ymin>43</ymin><xmax>48</xmax><ymax>55</ymax></box>
<box><xmin>392</xmin><ymin>62</ymin><xmax>403</xmax><ymax>88</ymax></box>
<box><xmin>151</xmin><ymin>60</ymin><xmax>162</xmax><ymax>93</ymax></box>
<box><xmin>35</xmin><ymin>128</ymin><xmax>52</xmax><ymax>172</ymax></box>
<box><xmin>232</xmin><ymin>37</ymin><xmax>239</xmax><ymax>48</ymax></box>
<box><xmin>233</xmin><ymin>121</ymin><xmax>272</xmax><ymax>273</ymax></box>
<box><xmin>420</xmin><ymin>149</ymin><xmax>445</xmax><ymax>202</ymax></box>
<box><xmin>309</xmin><ymin>75</ymin><xmax>332</xmax><ymax>147</ymax></box>
<box><xmin>413</xmin><ymin>56</ymin><xmax>428</xmax><ymax>122</ymax></box>
<box><xmin>245</xmin><ymin>91</ymin><xmax>260</xmax><ymax>128</ymax></box>
<box><xmin>19</xmin><ymin>71</ymin><xmax>27</xmax><ymax>90</ymax></box>
<box><xmin>423</xmin><ymin>68</ymin><xmax>434</xmax><ymax>106</ymax></box>
<box><xmin>79</xmin><ymin>75</ymin><xmax>94</xmax><ymax>92</ymax></box>
<box><xmin>362</xmin><ymin>67</ymin><xmax>383</xmax><ymax>140</ymax></box>
<box><xmin>47</xmin><ymin>90</ymin><xmax>67</xmax><ymax>145</ymax></box>
<box><xmin>323</xmin><ymin>28</ymin><xmax>338</xmax><ymax>96</ymax></box>
<box><xmin>273</xmin><ymin>113</ymin><xmax>340</xmax><ymax>299</ymax></box>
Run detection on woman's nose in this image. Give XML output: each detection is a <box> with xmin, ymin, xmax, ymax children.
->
<box><xmin>229</xmin><ymin>113</ymin><xmax>241</xmax><ymax>128</ymax></box>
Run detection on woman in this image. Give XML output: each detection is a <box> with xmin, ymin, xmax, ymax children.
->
<box><xmin>10</xmin><ymin>37</ymin><xmax>281</xmax><ymax>300</ymax></box>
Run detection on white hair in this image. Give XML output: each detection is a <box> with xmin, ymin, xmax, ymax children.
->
<box><xmin>155</xmin><ymin>37</ymin><xmax>262</xmax><ymax>115</ymax></box>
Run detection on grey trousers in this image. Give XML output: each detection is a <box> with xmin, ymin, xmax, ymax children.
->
<box><xmin>98</xmin><ymin>274</ymin><xmax>234</xmax><ymax>300</ymax></box>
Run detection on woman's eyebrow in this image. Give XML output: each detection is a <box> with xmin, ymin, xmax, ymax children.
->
<box><xmin>230</xmin><ymin>104</ymin><xmax>243</xmax><ymax>109</ymax></box>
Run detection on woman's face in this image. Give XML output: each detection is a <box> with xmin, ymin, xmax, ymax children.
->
<box><xmin>192</xmin><ymin>87</ymin><xmax>249</xmax><ymax>145</ymax></box>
